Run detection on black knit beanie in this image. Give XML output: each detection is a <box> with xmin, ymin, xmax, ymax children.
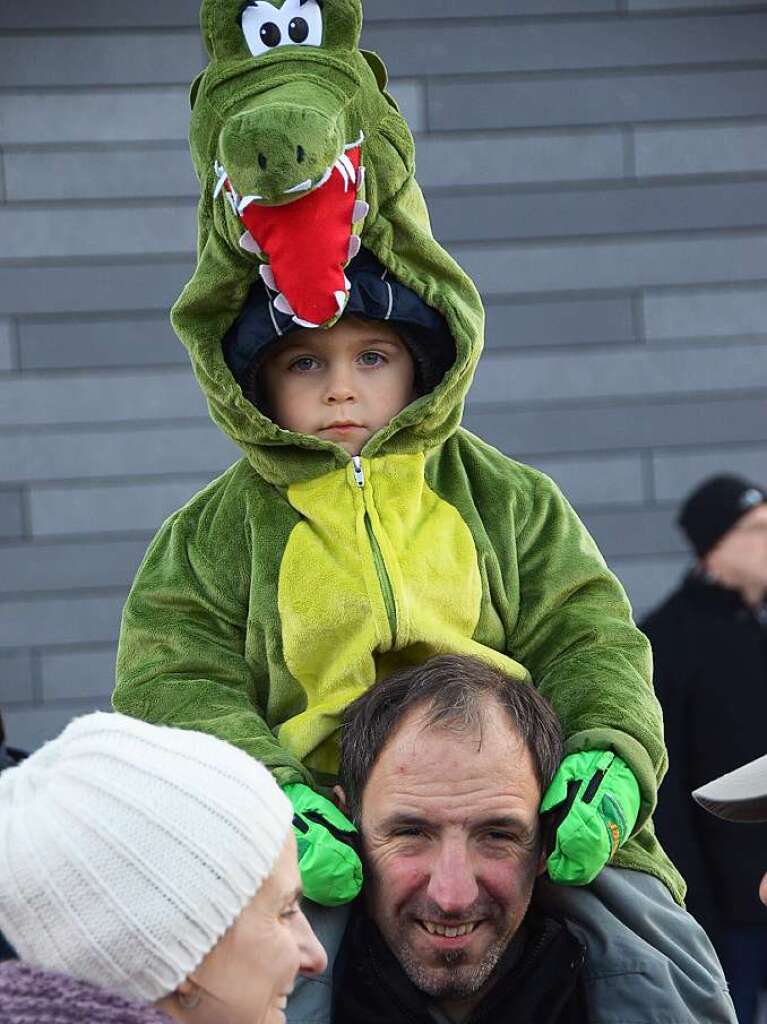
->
<box><xmin>678</xmin><ymin>474</ymin><xmax>766</xmax><ymax>557</ymax></box>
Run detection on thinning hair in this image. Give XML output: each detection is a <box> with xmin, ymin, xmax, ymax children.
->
<box><xmin>339</xmin><ymin>654</ymin><xmax>563</xmax><ymax>823</ymax></box>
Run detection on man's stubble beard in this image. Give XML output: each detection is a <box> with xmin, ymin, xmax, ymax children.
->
<box><xmin>392</xmin><ymin>929</ymin><xmax>512</xmax><ymax>1001</ymax></box>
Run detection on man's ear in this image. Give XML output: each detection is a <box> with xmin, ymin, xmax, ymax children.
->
<box><xmin>536</xmin><ymin>847</ymin><xmax>548</xmax><ymax>877</ymax></box>
<box><xmin>333</xmin><ymin>784</ymin><xmax>349</xmax><ymax>815</ymax></box>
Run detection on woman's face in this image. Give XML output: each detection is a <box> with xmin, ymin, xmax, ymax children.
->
<box><xmin>175</xmin><ymin>834</ymin><xmax>327</xmax><ymax>1024</ymax></box>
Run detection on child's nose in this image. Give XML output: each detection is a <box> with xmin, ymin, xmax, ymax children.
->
<box><xmin>324</xmin><ymin>369</ymin><xmax>355</xmax><ymax>404</ymax></box>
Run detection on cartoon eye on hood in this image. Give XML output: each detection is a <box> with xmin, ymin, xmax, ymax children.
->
<box><xmin>241</xmin><ymin>0</ymin><xmax>323</xmax><ymax>58</ymax></box>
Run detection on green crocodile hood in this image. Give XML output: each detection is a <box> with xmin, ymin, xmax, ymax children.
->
<box><xmin>172</xmin><ymin>0</ymin><xmax>485</xmax><ymax>487</ymax></box>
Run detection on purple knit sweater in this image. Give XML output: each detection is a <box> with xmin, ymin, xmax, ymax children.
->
<box><xmin>0</xmin><ymin>961</ymin><xmax>173</xmax><ymax>1024</ymax></box>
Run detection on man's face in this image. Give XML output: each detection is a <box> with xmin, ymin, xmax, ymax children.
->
<box><xmin>260</xmin><ymin>317</ymin><xmax>415</xmax><ymax>456</ymax></box>
<box><xmin>705</xmin><ymin>504</ymin><xmax>767</xmax><ymax>598</ymax></box>
<box><xmin>357</xmin><ymin>701</ymin><xmax>545</xmax><ymax>1011</ymax></box>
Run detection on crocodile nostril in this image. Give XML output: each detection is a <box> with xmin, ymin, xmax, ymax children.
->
<box><xmin>296</xmin><ymin>145</ymin><xmax>305</xmax><ymax>164</ymax></box>
<box><xmin>258</xmin><ymin>153</ymin><xmax>268</xmax><ymax>170</ymax></box>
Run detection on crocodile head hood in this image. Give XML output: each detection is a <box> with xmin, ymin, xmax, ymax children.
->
<box><xmin>172</xmin><ymin>0</ymin><xmax>485</xmax><ymax>486</ymax></box>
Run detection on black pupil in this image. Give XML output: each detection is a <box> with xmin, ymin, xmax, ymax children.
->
<box><xmin>260</xmin><ymin>22</ymin><xmax>281</xmax><ymax>47</ymax></box>
<box><xmin>288</xmin><ymin>17</ymin><xmax>309</xmax><ymax>43</ymax></box>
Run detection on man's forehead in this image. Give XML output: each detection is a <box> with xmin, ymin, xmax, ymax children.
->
<box><xmin>740</xmin><ymin>503</ymin><xmax>767</xmax><ymax>528</ymax></box>
<box><xmin>362</xmin><ymin>701</ymin><xmax>541</xmax><ymax>815</ymax></box>
<box><xmin>382</xmin><ymin>700</ymin><xmax>528</xmax><ymax>764</ymax></box>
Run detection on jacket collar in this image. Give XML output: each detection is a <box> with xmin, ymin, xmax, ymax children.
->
<box><xmin>683</xmin><ymin>570</ymin><xmax>767</xmax><ymax>626</ymax></box>
<box><xmin>333</xmin><ymin>901</ymin><xmax>586</xmax><ymax>1024</ymax></box>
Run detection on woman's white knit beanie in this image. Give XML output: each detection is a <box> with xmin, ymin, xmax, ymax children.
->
<box><xmin>0</xmin><ymin>712</ymin><xmax>293</xmax><ymax>1003</ymax></box>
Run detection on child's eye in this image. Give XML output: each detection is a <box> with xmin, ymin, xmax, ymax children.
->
<box><xmin>358</xmin><ymin>351</ymin><xmax>385</xmax><ymax>367</ymax></box>
<box><xmin>289</xmin><ymin>356</ymin><xmax>320</xmax><ymax>372</ymax></box>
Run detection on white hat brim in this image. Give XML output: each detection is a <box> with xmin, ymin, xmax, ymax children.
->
<box><xmin>692</xmin><ymin>752</ymin><xmax>767</xmax><ymax>823</ymax></box>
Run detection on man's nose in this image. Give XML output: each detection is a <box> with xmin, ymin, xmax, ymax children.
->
<box><xmin>426</xmin><ymin>842</ymin><xmax>479</xmax><ymax>913</ymax></box>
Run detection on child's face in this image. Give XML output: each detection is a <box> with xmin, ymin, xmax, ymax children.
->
<box><xmin>260</xmin><ymin>318</ymin><xmax>416</xmax><ymax>456</ymax></box>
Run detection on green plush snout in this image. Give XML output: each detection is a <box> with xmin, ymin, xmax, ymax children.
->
<box><xmin>219</xmin><ymin>102</ymin><xmax>345</xmax><ymax>204</ymax></box>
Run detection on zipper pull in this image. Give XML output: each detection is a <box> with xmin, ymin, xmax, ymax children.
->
<box><xmin>351</xmin><ymin>456</ymin><xmax>365</xmax><ymax>488</ymax></box>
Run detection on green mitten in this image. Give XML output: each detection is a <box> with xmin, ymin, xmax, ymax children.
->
<box><xmin>283</xmin><ymin>783</ymin><xmax>363</xmax><ymax>907</ymax></box>
<box><xmin>539</xmin><ymin>750</ymin><xmax>640</xmax><ymax>886</ymax></box>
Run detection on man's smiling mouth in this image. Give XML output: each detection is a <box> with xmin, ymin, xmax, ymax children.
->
<box><xmin>419</xmin><ymin>920</ymin><xmax>480</xmax><ymax>937</ymax></box>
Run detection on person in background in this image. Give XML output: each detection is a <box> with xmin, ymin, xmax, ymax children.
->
<box><xmin>0</xmin><ymin>712</ymin><xmax>326</xmax><ymax>1024</ymax></box>
<box><xmin>641</xmin><ymin>474</ymin><xmax>767</xmax><ymax>1024</ymax></box>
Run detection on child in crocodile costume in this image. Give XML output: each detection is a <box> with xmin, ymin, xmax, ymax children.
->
<box><xmin>113</xmin><ymin>2</ymin><xmax>734</xmax><ymax>1020</ymax></box>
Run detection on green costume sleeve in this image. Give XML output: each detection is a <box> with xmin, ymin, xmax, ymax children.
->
<box><xmin>511</xmin><ymin>473</ymin><xmax>664</xmax><ymax>836</ymax></box>
<box><xmin>113</xmin><ymin>508</ymin><xmax>311</xmax><ymax>789</ymax></box>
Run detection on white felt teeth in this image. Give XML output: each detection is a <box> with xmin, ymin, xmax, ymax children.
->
<box><xmin>292</xmin><ymin>316</ymin><xmax>320</xmax><ymax>329</ymax></box>
<box><xmin>335</xmin><ymin>290</ymin><xmax>348</xmax><ymax>313</ymax></box>
<box><xmin>226</xmin><ymin>190</ymin><xmax>240</xmax><ymax>214</ymax></box>
<box><xmin>336</xmin><ymin>153</ymin><xmax>356</xmax><ymax>191</ymax></box>
<box><xmin>213</xmin><ymin>160</ymin><xmax>228</xmax><ymax>199</ymax></box>
<box><xmin>356</xmin><ymin>165</ymin><xmax>366</xmax><ymax>192</ymax></box>
<box><xmin>347</xmin><ymin>235</ymin><xmax>361</xmax><ymax>260</ymax></box>
<box><xmin>283</xmin><ymin>178</ymin><xmax>313</xmax><ymax>195</ymax></box>
<box><xmin>274</xmin><ymin>292</ymin><xmax>295</xmax><ymax>316</ymax></box>
<box><xmin>352</xmin><ymin>200</ymin><xmax>369</xmax><ymax>224</ymax></box>
<box><xmin>238</xmin><ymin>194</ymin><xmax>262</xmax><ymax>214</ymax></box>
<box><xmin>344</xmin><ymin>131</ymin><xmax>364</xmax><ymax>150</ymax></box>
<box><xmin>259</xmin><ymin>264</ymin><xmax>277</xmax><ymax>290</ymax></box>
<box><xmin>344</xmin><ymin>275</ymin><xmax>351</xmax><ymax>290</ymax></box>
<box><xmin>315</xmin><ymin>166</ymin><xmax>333</xmax><ymax>191</ymax></box>
<box><xmin>239</xmin><ymin>231</ymin><xmax>262</xmax><ymax>256</ymax></box>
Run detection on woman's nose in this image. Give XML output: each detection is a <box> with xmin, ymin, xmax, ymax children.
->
<box><xmin>297</xmin><ymin>911</ymin><xmax>328</xmax><ymax>976</ymax></box>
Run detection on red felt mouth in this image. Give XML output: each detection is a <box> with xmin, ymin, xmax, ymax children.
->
<box><xmin>217</xmin><ymin>141</ymin><xmax>367</xmax><ymax>328</ymax></box>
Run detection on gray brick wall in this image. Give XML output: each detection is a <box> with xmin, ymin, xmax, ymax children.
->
<box><xmin>2</xmin><ymin>1</ymin><xmax>766</xmax><ymax>749</ymax></box>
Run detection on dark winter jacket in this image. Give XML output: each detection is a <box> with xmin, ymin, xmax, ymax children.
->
<box><xmin>641</xmin><ymin>573</ymin><xmax>767</xmax><ymax>939</ymax></box>
<box><xmin>332</xmin><ymin>903</ymin><xmax>588</xmax><ymax>1024</ymax></box>
<box><xmin>0</xmin><ymin>961</ymin><xmax>172</xmax><ymax>1024</ymax></box>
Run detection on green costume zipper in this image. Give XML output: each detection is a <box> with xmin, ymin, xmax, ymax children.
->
<box><xmin>352</xmin><ymin>457</ymin><xmax>398</xmax><ymax>640</ymax></box>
